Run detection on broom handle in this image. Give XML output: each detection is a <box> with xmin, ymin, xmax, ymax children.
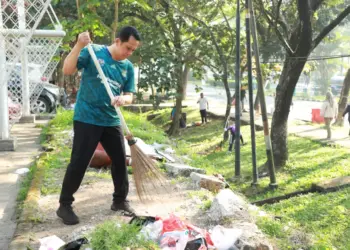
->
<box><xmin>86</xmin><ymin>44</ymin><xmax>131</xmax><ymax>136</ymax></box>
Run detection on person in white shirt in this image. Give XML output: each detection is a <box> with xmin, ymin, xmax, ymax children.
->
<box><xmin>320</xmin><ymin>91</ymin><xmax>338</xmax><ymax>139</ymax></box>
<box><xmin>197</xmin><ymin>93</ymin><xmax>209</xmax><ymax>124</ymax></box>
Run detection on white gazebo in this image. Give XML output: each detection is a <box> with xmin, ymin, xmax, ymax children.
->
<box><xmin>0</xmin><ymin>0</ymin><xmax>65</xmax><ymax>151</ymax></box>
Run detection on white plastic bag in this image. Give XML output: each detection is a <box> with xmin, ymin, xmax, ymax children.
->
<box><xmin>39</xmin><ymin>235</ymin><xmax>65</xmax><ymax>250</ymax></box>
<box><xmin>140</xmin><ymin>220</ymin><xmax>163</xmax><ymax>242</ymax></box>
<box><xmin>210</xmin><ymin>225</ymin><xmax>242</xmax><ymax>250</ymax></box>
<box><xmin>159</xmin><ymin>230</ymin><xmax>189</xmax><ymax>250</ymax></box>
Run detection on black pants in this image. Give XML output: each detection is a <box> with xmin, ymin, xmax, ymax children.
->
<box><xmin>228</xmin><ymin>132</ymin><xmax>244</xmax><ymax>151</ymax></box>
<box><xmin>200</xmin><ymin>109</ymin><xmax>207</xmax><ymax>123</ymax></box>
<box><xmin>59</xmin><ymin>121</ymin><xmax>128</xmax><ymax>205</ymax></box>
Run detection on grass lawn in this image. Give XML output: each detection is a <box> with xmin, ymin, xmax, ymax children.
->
<box><xmin>147</xmin><ymin>107</ymin><xmax>350</xmax><ymax>249</ymax></box>
<box><xmin>30</xmin><ymin>108</ymin><xmax>350</xmax><ymax>249</ymax></box>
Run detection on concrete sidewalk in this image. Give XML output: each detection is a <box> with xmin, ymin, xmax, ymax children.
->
<box><xmin>0</xmin><ymin>120</ymin><xmax>48</xmax><ymax>250</ymax></box>
<box><xmin>208</xmin><ymin>106</ymin><xmax>350</xmax><ymax>149</ymax></box>
<box><xmin>289</xmin><ymin>122</ymin><xmax>350</xmax><ymax>148</ymax></box>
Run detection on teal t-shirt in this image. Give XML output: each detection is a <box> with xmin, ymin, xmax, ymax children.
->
<box><xmin>74</xmin><ymin>44</ymin><xmax>135</xmax><ymax>126</ymax></box>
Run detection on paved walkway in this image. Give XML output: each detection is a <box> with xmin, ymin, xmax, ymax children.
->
<box><xmin>0</xmin><ymin>120</ymin><xmax>47</xmax><ymax>250</ymax></box>
<box><xmin>289</xmin><ymin>122</ymin><xmax>350</xmax><ymax>148</ymax></box>
<box><xmin>214</xmin><ymin>108</ymin><xmax>350</xmax><ymax>149</ymax></box>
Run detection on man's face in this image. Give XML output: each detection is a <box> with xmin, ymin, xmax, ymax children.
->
<box><xmin>200</xmin><ymin>93</ymin><xmax>203</xmax><ymax>98</ymax></box>
<box><xmin>115</xmin><ymin>36</ymin><xmax>140</xmax><ymax>60</ymax></box>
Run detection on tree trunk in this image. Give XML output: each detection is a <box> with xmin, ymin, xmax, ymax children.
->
<box><xmin>335</xmin><ymin>69</ymin><xmax>350</xmax><ymax>125</ymax></box>
<box><xmin>222</xmin><ymin>73</ymin><xmax>231</xmax><ymax>125</ymax></box>
<box><xmin>110</xmin><ymin>0</ymin><xmax>119</xmax><ymax>43</ymax></box>
<box><xmin>168</xmin><ymin>62</ymin><xmax>184</xmax><ymax>136</ymax></box>
<box><xmin>182</xmin><ymin>64</ymin><xmax>190</xmax><ymax>99</ymax></box>
<box><xmin>57</xmin><ymin>52</ymin><xmax>67</xmax><ymax>88</ymax></box>
<box><xmin>271</xmin><ymin>58</ymin><xmax>307</xmax><ymax>167</ymax></box>
<box><xmin>76</xmin><ymin>0</ymin><xmax>81</xmax><ymax>19</ymax></box>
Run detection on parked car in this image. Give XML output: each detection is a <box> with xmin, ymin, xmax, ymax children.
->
<box><xmin>7</xmin><ymin>63</ymin><xmax>65</xmax><ymax>114</ymax></box>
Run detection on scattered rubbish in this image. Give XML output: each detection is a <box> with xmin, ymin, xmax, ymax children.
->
<box><xmin>15</xmin><ymin>168</ymin><xmax>30</xmax><ymax>175</ymax></box>
<box><xmin>140</xmin><ymin>220</ymin><xmax>163</xmax><ymax>242</ymax></box>
<box><xmin>164</xmin><ymin>147</ymin><xmax>175</xmax><ymax>154</ymax></box>
<box><xmin>160</xmin><ymin>229</ymin><xmax>189</xmax><ymax>250</ymax></box>
<box><xmin>58</xmin><ymin>237</ymin><xmax>89</xmax><ymax>250</ymax></box>
<box><xmin>185</xmin><ymin>238</ymin><xmax>208</xmax><ymax>250</ymax></box>
<box><xmin>130</xmin><ymin>215</ymin><xmax>156</xmax><ymax>227</ymax></box>
<box><xmin>39</xmin><ymin>235</ymin><xmax>65</xmax><ymax>250</ymax></box>
<box><xmin>131</xmin><ymin>214</ymin><xmax>215</xmax><ymax>250</ymax></box>
<box><xmin>152</xmin><ymin>142</ymin><xmax>166</xmax><ymax>150</ymax></box>
<box><xmin>210</xmin><ymin>225</ymin><xmax>242</xmax><ymax>250</ymax></box>
<box><xmin>156</xmin><ymin>149</ymin><xmax>176</xmax><ymax>162</ymax></box>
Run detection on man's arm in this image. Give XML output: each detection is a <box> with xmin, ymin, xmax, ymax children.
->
<box><xmin>63</xmin><ymin>32</ymin><xmax>91</xmax><ymax>75</ymax></box>
<box><xmin>207</xmin><ymin>99</ymin><xmax>209</xmax><ymax>109</ymax></box>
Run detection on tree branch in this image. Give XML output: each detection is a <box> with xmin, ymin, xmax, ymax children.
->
<box><xmin>193</xmin><ymin>56</ymin><xmax>219</xmax><ymax>73</ymax></box>
<box><xmin>258</xmin><ymin>0</ymin><xmax>294</xmax><ymax>55</ymax></box>
<box><xmin>313</xmin><ymin>5</ymin><xmax>350</xmax><ymax>49</ymax></box>
<box><xmin>220</xmin><ymin>6</ymin><xmax>235</xmax><ymax>57</ymax></box>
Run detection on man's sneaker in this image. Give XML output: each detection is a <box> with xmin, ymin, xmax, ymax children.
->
<box><xmin>111</xmin><ymin>200</ymin><xmax>136</xmax><ymax>216</ymax></box>
<box><xmin>56</xmin><ymin>204</ymin><xmax>79</xmax><ymax>225</ymax></box>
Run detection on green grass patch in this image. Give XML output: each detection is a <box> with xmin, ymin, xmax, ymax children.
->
<box><xmin>258</xmin><ymin>187</ymin><xmax>350</xmax><ymax>249</ymax></box>
<box><xmin>89</xmin><ymin>220</ymin><xmax>159</xmax><ymax>250</ymax></box>
<box><xmin>147</xmin><ymin>107</ymin><xmax>350</xmax><ymax>249</ymax></box>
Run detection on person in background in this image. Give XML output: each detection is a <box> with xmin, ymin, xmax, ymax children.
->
<box><xmin>197</xmin><ymin>93</ymin><xmax>209</xmax><ymax>124</ymax></box>
<box><xmin>320</xmin><ymin>91</ymin><xmax>338</xmax><ymax>139</ymax></box>
<box><xmin>225</xmin><ymin>123</ymin><xmax>245</xmax><ymax>152</ymax></box>
<box><xmin>241</xmin><ymin>88</ymin><xmax>247</xmax><ymax>112</ymax></box>
<box><xmin>342</xmin><ymin>103</ymin><xmax>350</xmax><ymax>136</ymax></box>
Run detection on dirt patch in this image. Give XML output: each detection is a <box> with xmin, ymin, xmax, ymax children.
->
<box><xmin>19</xmin><ymin>168</ymin><xmax>203</xmax><ymax>249</ymax></box>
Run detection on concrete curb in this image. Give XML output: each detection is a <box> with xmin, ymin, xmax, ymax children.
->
<box><xmin>8</xmin><ymin>153</ymin><xmax>48</xmax><ymax>249</ymax></box>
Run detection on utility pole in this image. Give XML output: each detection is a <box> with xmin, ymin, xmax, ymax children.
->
<box><xmin>248</xmin><ymin>0</ymin><xmax>277</xmax><ymax>188</ymax></box>
<box><xmin>234</xmin><ymin>0</ymin><xmax>241</xmax><ymax>177</ymax></box>
<box><xmin>245</xmin><ymin>0</ymin><xmax>258</xmax><ymax>186</ymax></box>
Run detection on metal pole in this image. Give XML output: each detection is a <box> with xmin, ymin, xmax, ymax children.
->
<box><xmin>234</xmin><ymin>0</ymin><xmax>241</xmax><ymax>177</ymax></box>
<box><xmin>245</xmin><ymin>0</ymin><xmax>258</xmax><ymax>186</ymax></box>
<box><xmin>248</xmin><ymin>0</ymin><xmax>277</xmax><ymax>188</ymax></box>
<box><xmin>18</xmin><ymin>0</ymin><xmax>31</xmax><ymax>116</ymax></box>
<box><xmin>21</xmin><ymin>38</ymin><xmax>30</xmax><ymax>116</ymax></box>
<box><xmin>0</xmin><ymin>0</ymin><xmax>10</xmax><ymax>140</ymax></box>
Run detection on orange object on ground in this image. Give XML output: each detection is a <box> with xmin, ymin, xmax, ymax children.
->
<box><xmin>90</xmin><ymin>143</ymin><xmax>112</xmax><ymax>168</ymax></box>
<box><xmin>311</xmin><ymin>108</ymin><xmax>324</xmax><ymax>123</ymax></box>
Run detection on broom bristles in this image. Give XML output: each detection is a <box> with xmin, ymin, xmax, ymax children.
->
<box><xmin>130</xmin><ymin>143</ymin><xmax>170</xmax><ymax>202</ymax></box>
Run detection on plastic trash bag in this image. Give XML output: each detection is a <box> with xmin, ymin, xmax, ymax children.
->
<box><xmin>186</xmin><ymin>224</ymin><xmax>214</xmax><ymax>249</ymax></box>
<box><xmin>210</xmin><ymin>226</ymin><xmax>242</xmax><ymax>250</ymax></box>
<box><xmin>162</xmin><ymin>214</ymin><xmax>187</xmax><ymax>233</ymax></box>
<box><xmin>39</xmin><ymin>235</ymin><xmax>65</xmax><ymax>250</ymax></box>
<box><xmin>129</xmin><ymin>215</ymin><xmax>156</xmax><ymax>227</ymax></box>
<box><xmin>159</xmin><ymin>230</ymin><xmax>189</xmax><ymax>250</ymax></box>
<box><xmin>140</xmin><ymin>220</ymin><xmax>163</xmax><ymax>242</ymax></box>
<box><xmin>58</xmin><ymin>237</ymin><xmax>89</xmax><ymax>250</ymax></box>
<box><xmin>185</xmin><ymin>237</ymin><xmax>208</xmax><ymax>250</ymax></box>
<box><xmin>159</xmin><ymin>215</ymin><xmax>189</xmax><ymax>250</ymax></box>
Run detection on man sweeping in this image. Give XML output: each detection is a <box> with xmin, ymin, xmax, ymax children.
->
<box><xmin>57</xmin><ymin>27</ymin><xmax>141</xmax><ymax>225</ymax></box>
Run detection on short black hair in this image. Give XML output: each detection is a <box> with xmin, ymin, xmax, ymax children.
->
<box><xmin>117</xmin><ymin>26</ymin><xmax>141</xmax><ymax>42</ymax></box>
